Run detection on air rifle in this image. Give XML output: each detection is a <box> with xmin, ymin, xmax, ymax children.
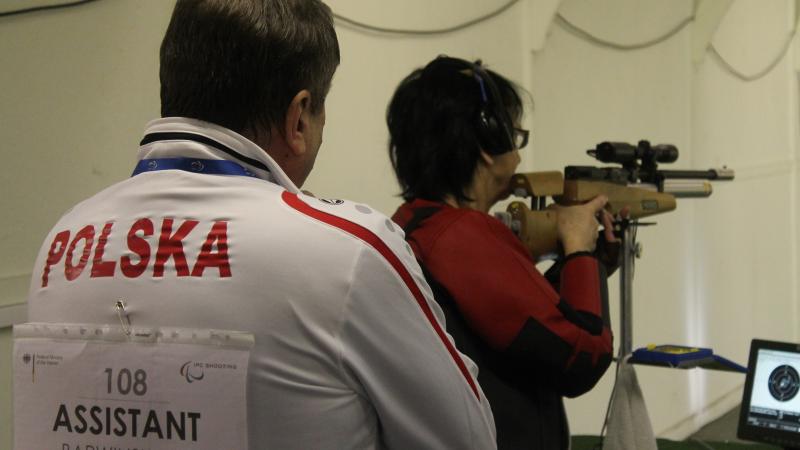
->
<box><xmin>497</xmin><ymin>140</ymin><xmax>734</xmax><ymax>259</ymax></box>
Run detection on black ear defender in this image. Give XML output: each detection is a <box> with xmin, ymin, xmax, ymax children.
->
<box><xmin>420</xmin><ymin>55</ymin><xmax>516</xmax><ymax>155</ymax></box>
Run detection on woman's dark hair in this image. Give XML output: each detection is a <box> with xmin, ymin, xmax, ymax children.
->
<box><xmin>387</xmin><ymin>57</ymin><xmax>524</xmax><ymax>203</ymax></box>
<box><xmin>160</xmin><ymin>0</ymin><xmax>340</xmax><ymax>138</ymax></box>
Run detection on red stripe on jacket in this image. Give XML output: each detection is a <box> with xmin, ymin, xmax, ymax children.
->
<box><xmin>281</xmin><ymin>191</ymin><xmax>480</xmax><ymax>399</ymax></box>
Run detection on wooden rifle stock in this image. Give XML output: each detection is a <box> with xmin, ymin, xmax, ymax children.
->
<box><xmin>501</xmin><ymin>172</ymin><xmax>677</xmax><ymax>259</ymax></box>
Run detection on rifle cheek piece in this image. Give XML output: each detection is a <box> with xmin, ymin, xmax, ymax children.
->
<box><xmin>502</xmin><ymin>202</ymin><xmax>559</xmax><ymax>261</ymax></box>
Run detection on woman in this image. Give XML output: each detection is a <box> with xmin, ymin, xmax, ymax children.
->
<box><xmin>387</xmin><ymin>56</ymin><xmax>616</xmax><ymax>450</ymax></box>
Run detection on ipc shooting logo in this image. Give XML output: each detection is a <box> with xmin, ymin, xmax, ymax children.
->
<box><xmin>180</xmin><ymin>361</ymin><xmax>205</xmax><ymax>383</ymax></box>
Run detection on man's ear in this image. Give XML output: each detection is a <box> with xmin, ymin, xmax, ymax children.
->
<box><xmin>284</xmin><ymin>89</ymin><xmax>312</xmax><ymax>156</ymax></box>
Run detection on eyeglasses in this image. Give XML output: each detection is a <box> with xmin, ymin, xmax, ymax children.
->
<box><xmin>513</xmin><ymin>128</ymin><xmax>529</xmax><ymax>150</ymax></box>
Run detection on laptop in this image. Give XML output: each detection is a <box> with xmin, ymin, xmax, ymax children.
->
<box><xmin>738</xmin><ymin>339</ymin><xmax>800</xmax><ymax>449</ymax></box>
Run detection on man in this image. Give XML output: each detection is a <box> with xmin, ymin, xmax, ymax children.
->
<box><xmin>26</xmin><ymin>1</ymin><xmax>496</xmax><ymax>448</ymax></box>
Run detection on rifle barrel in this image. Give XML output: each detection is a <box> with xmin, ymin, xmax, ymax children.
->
<box><xmin>659</xmin><ymin>168</ymin><xmax>735</xmax><ymax>180</ymax></box>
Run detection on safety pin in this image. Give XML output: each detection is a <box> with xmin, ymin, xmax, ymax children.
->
<box><xmin>116</xmin><ymin>300</ymin><xmax>132</xmax><ymax>336</ymax></box>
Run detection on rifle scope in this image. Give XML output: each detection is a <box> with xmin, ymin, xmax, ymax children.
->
<box><xmin>588</xmin><ymin>140</ymin><xmax>678</xmax><ymax>166</ymax></box>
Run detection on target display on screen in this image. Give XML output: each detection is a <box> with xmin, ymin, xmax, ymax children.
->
<box><xmin>769</xmin><ymin>364</ymin><xmax>800</xmax><ymax>402</ymax></box>
<box><xmin>738</xmin><ymin>339</ymin><xmax>800</xmax><ymax>448</ymax></box>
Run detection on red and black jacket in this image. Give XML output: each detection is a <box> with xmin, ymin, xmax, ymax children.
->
<box><xmin>393</xmin><ymin>199</ymin><xmax>613</xmax><ymax>450</ymax></box>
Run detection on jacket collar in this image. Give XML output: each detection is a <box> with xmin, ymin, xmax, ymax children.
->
<box><xmin>138</xmin><ymin>117</ymin><xmax>300</xmax><ymax>193</ymax></box>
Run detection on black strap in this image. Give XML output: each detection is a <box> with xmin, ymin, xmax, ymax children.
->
<box><xmin>140</xmin><ymin>132</ymin><xmax>271</xmax><ymax>173</ymax></box>
<box><xmin>402</xmin><ymin>206</ymin><xmax>442</xmax><ymax>235</ymax></box>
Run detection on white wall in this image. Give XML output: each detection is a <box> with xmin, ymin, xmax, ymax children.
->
<box><xmin>307</xmin><ymin>0</ymin><xmax>525</xmax><ymax>214</ymax></box>
<box><xmin>543</xmin><ymin>0</ymin><xmax>799</xmax><ymax>439</ymax></box>
<box><xmin>0</xmin><ymin>1</ymin><xmax>175</xmax><ymax>446</ymax></box>
<box><xmin>1</xmin><ymin>0</ymin><xmax>798</xmax><ymax>446</ymax></box>
<box><xmin>690</xmin><ymin>0</ymin><xmax>799</xmax><ymax>435</ymax></box>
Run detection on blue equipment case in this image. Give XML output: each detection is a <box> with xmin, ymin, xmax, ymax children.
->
<box><xmin>630</xmin><ymin>344</ymin><xmax>747</xmax><ymax>373</ymax></box>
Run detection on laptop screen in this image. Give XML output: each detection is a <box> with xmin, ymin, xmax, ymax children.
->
<box><xmin>738</xmin><ymin>339</ymin><xmax>800</xmax><ymax>448</ymax></box>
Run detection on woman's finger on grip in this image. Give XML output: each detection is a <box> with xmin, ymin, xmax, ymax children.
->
<box><xmin>585</xmin><ymin>195</ymin><xmax>609</xmax><ymax>213</ymax></box>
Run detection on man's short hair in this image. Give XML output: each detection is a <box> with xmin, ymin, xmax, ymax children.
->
<box><xmin>160</xmin><ymin>0</ymin><xmax>340</xmax><ymax>137</ymax></box>
<box><xmin>387</xmin><ymin>59</ymin><xmax>523</xmax><ymax>203</ymax></box>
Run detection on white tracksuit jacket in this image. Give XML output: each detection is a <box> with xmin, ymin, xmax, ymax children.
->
<box><xmin>27</xmin><ymin>117</ymin><xmax>497</xmax><ymax>449</ymax></box>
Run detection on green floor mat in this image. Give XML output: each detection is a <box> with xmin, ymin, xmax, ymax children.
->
<box><xmin>572</xmin><ymin>435</ymin><xmax>780</xmax><ymax>450</ymax></box>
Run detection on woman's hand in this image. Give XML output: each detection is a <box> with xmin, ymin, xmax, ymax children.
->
<box><xmin>554</xmin><ymin>195</ymin><xmax>609</xmax><ymax>255</ymax></box>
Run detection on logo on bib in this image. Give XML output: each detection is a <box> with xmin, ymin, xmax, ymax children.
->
<box><xmin>180</xmin><ymin>361</ymin><xmax>205</xmax><ymax>383</ymax></box>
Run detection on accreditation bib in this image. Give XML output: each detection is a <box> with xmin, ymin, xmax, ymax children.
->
<box><xmin>13</xmin><ymin>322</ymin><xmax>254</xmax><ymax>450</ymax></box>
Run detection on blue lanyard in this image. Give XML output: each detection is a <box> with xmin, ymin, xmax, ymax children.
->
<box><xmin>131</xmin><ymin>158</ymin><xmax>258</xmax><ymax>178</ymax></box>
